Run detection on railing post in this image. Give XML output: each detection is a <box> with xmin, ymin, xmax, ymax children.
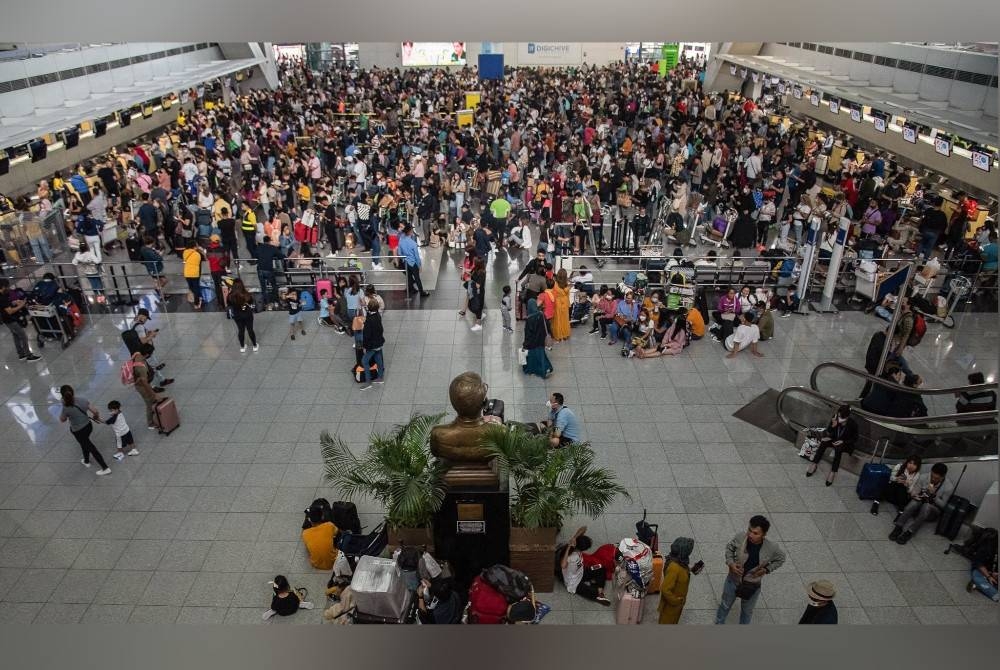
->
<box><xmin>875</xmin><ymin>263</ymin><xmax>915</xmax><ymax>378</ymax></box>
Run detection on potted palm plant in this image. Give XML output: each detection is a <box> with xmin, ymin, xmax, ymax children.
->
<box><xmin>481</xmin><ymin>425</ymin><xmax>630</xmax><ymax>592</ymax></box>
<box><xmin>320</xmin><ymin>413</ymin><xmax>448</xmax><ymax>549</ymax></box>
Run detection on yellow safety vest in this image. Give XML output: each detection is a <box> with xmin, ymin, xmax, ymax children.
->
<box><xmin>241</xmin><ymin>209</ymin><xmax>257</xmax><ymax>232</ymax></box>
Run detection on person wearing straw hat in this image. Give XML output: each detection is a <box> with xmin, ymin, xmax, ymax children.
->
<box><xmin>798</xmin><ymin>580</ymin><xmax>838</xmax><ymax>624</ymax></box>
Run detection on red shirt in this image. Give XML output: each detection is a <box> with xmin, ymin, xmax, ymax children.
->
<box><xmin>538</xmin><ymin>289</ymin><xmax>556</xmax><ymax>319</ymax></box>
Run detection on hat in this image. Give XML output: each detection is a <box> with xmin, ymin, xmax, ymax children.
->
<box><xmin>209</xmin><ymin>234</ymin><xmax>221</xmax><ymax>243</ymax></box>
<box><xmin>807</xmin><ymin>580</ymin><xmax>836</xmax><ymax>602</ymax></box>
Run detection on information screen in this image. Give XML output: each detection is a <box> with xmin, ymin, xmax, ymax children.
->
<box><xmin>402</xmin><ymin>42</ymin><xmax>467</xmax><ymax>66</ymax></box>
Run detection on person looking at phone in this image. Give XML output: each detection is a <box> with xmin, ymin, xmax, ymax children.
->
<box><xmin>889</xmin><ymin>462</ymin><xmax>953</xmax><ymax>545</ymax></box>
<box><xmin>560</xmin><ymin>527</ymin><xmax>611</xmax><ymax>606</ymax></box>
<box><xmin>715</xmin><ymin>515</ymin><xmax>786</xmax><ymax>625</ymax></box>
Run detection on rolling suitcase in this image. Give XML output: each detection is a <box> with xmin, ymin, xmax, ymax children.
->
<box><xmin>350</xmin><ymin>555</ymin><xmax>411</xmax><ymax>621</ymax></box>
<box><xmin>856</xmin><ymin>440</ymin><xmax>891</xmax><ymax>500</ymax></box>
<box><xmin>154</xmin><ymin>397</ymin><xmax>180</xmax><ymax>435</ymax></box>
<box><xmin>615</xmin><ymin>585</ymin><xmax>644</xmax><ymax>624</ymax></box>
<box><xmin>814</xmin><ymin>153</ymin><xmax>829</xmax><ymax>176</ymax></box>
<box><xmin>315</xmin><ymin>278</ymin><xmax>333</xmax><ymax>303</ymax></box>
<box><xmin>646</xmin><ymin>553</ymin><xmax>664</xmax><ymax>596</ymax></box>
<box><xmin>935</xmin><ymin>465</ymin><xmax>976</xmax><ymax>540</ymax></box>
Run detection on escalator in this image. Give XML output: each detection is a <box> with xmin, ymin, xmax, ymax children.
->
<box><xmin>776</xmin><ymin>361</ymin><xmax>998</xmax><ymax>462</ymax></box>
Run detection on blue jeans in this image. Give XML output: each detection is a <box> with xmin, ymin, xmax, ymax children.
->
<box><xmin>918</xmin><ymin>231</ymin><xmax>939</xmax><ymax>260</ymax></box>
<box><xmin>874</xmin><ymin>306</ymin><xmax>893</xmax><ymax>322</ymax></box>
<box><xmin>361</xmin><ymin>348</ymin><xmax>384</xmax><ymax>383</ymax></box>
<box><xmin>608</xmin><ymin>322</ymin><xmax>632</xmax><ymax>346</ymax></box>
<box><xmin>970</xmin><ymin>569</ymin><xmax>999</xmax><ymax>602</ymax></box>
<box><xmin>370</xmin><ymin>232</ymin><xmax>381</xmax><ymax>265</ymax></box>
<box><xmin>86</xmin><ymin>275</ymin><xmax>104</xmax><ymax>293</ymax></box>
<box><xmin>257</xmin><ymin>270</ymin><xmax>276</xmax><ymax>304</ymax></box>
<box><xmin>30</xmin><ymin>236</ymin><xmax>53</xmax><ymax>262</ymax></box>
<box><xmin>715</xmin><ymin>576</ymin><xmax>761</xmax><ymax>625</ymax></box>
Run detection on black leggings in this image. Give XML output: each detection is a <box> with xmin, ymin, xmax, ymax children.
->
<box><xmin>233</xmin><ymin>312</ymin><xmax>257</xmax><ymax>347</ymax></box>
<box><xmin>597</xmin><ymin>315</ymin><xmax>614</xmax><ymax>337</ymax></box>
<box><xmin>575</xmin><ymin>565</ymin><xmax>607</xmax><ymax>601</ymax></box>
<box><xmin>811</xmin><ymin>439</ymin><xmax>849</xmax><ymax>473</ymax></box>
<box><xmin>72</xmin><ymin>423</ymin><xmax>109</xmax><ymax>470</ymax></box>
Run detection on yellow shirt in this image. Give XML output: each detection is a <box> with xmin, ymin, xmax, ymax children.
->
<box><xmin>297</xmin><ymin>184</ymin><xmax>311</xmax><ymax>203</ymax></box>
<box><xmin>182</xmin><ymin>248</ymin><xmax>202</xmax><ymax>278</ymax></box>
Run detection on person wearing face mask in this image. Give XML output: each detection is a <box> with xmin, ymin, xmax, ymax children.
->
<box><xmin>539</xmin><ymin>392</ymin><xmax>582</xmax><ymax>448</ymax></box>
<box><xmin>805</xmin><ymin>405</ymin><xmax>859</xmax><ymax>486</ymax></box>
<box><xmin>608</xmin><ymin>290</ymin><xmax>640</xmax><ymax>350</ymax></box>
<box><xmin>798</xmin><ymin>580</ymin><xmax>837</xmax><ymax>624</ymax></box>
<box><xmin>590</xmin><ymin>286</ymin><xmax>618</xmax><ymax>337</ymax></box>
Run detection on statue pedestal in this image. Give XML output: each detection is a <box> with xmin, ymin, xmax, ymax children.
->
<box><xmin>433</xmin><ymin>480</ymin><xmax>510</xmax><ymax>589</ymax></box>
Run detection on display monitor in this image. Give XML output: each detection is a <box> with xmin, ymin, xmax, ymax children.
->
<box><xmin>94</xmin><ymin>118</ymin><xmax>108</xmax><ymax>138</ymax></box>
<box><xmin>971</xmin><ymin>150</ymin><xmax>991</xmax><ymax>172</ymax></box>
<box><xmin>902</xmin><ymin>125</ymin><xmax>917</xmax><ymax>143</ymax></box>
<box><xmin>63</xmin><ymin>128</ymin><xmax>79</xmax><ymax>149</ymax></box>
<box><xmin>873</xmin><ymin>116</ymin><xmax>887</xmax><ymax>133</ymax></box>
<box><xmin>29</xmin><ymin>139</ymin><xmax>47</xmax><ymax>162</ymax></box>
<box><xmin>934</xmin><ymin>137</ymin><xmax>951</xmax><ymax>157</ymax></box>
<box><xmin>401</xmin><ymin>42</ymin><xmax>467</xmax><ymax>66</ymax></box>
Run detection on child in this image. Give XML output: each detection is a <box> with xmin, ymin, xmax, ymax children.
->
<box><xmin>287</xmin><ymin>290</ymin><xmax>306</xmax><ymax>340</ymax></box>
<box><xmin>317</xmin><ymin>289</ymin><xmax>344</xmax><ymax>332</ymax></box>
<box><xmin>500</xmin><ymin>285</ymin><xmax>513</xmax><ymax>333</ymax></box>
<box><xmin>105</xmin><ymin>400</ymin><xmax>139</xmax><ymax>461</ymax></box>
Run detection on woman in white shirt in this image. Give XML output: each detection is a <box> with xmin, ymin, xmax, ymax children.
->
<box><xmin>196</xmin><ymin>182</ymin><xmax>214</xmax><ymax>210</ymax></box>
<box><xmin>72</xmin><ymin>240</ymin><xmax>104</xmax><ymax>300</ymax></box>
<box><xmin>724</xmin><ymin>312</ymin><xmax>763</xmax><ymax>358</ymax></box>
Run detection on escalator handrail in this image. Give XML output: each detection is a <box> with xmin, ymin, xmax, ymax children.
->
<box><xmin>810</xmin><ymin>361</ymin><xmax>999</xmax><ymax>397</ymax></box>
<box><xmin>776</xmin><ymin>385</ymin><xmax>999</xmax><ymax>436</ymax></box>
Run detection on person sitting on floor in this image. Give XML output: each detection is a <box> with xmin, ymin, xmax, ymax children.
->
<box><xmin>724</xmin><ymin>311</ymin><xmax>763</xmax><ymax>358</ymax></box>
<box><xmin>263</xmin><ymin>575</ymin><xmax>314</xmax><ymax>620</ymax></box>
<box><xmin>889</xmin><ymin>463</ymin><xmax>954</xmax><ymax>545</ymax></box>
<box><xmin>870</xmin><ymin>454</ymin><xmax>921</xmax><ymax>516</ymax></box>
<box><xmin>966</xmin><ymin>528</ymin><xmax>999</xmax><ymax>603</ymax></box>
<box><xmin>560</xmin><ymin>527</ymin><xmax>611</xmax><ymax>606</ymax></box>
<box><xmin>417</xmin><ymin>576</ymin><xmax>464</xmax><ymax>624</ymax></box>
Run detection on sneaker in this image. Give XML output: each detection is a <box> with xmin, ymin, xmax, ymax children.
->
<box><xmin>161</xmin><ymin>378</ymin><xmax>174</xmax><ymax>386</ymax></box>
<box><xmin>888</xmin><ymin>526</ymin><xmax>902</xmax><ymax>542</ymax></box>
<box><xmin>780</xmin><ymin>312</ymin><xmax>791</xmax><ymax>318</ymax></box>
<box><xmin>252</xmin><ymin>344</ymin><xmax>259</xmax><ymax>352</ymax></box>
<box><xmin>326</xmin><ymin>253</ymin><xmax>337</xmax><ymax>259</ymax></box>
<box><xmin>372</xmin><ymin>263</ymin><xmax>384</xmax><ymax>271</ymax></box>
<box><xmin>588</xmin><ymin>328</ymin><xmax>599</xmax><ymax>334</ymax></box>
<box><xmin>595</xmin><ymin>596</ymin><xmax>611</xmax><ymax>607</ymax></box>
<box><xmin>113</xmin><ymin>452</ymin><xmax>125</xmax><ymax>461</ymax></box>
<box><xmin>96</xmin><ymin>468</ymin><xmax>112</xmax><ymax>476</ymax></box>
<box><xmin>240</xmin><ymin>346</ymin><xmax>247</xmax><ymax>353</ymax></box>
<box><xmin>420</xmin><ymin>292</ymin><xmax>430</xmax><ymax>297</ymax></box>
<box><xmin>81</xmin><ymin>459</ymin><xmax>91</xmax><ymax>467</ymax></box>
<box><xmin>896</xmin><ymin>530</ymin><xmax>913</xmax><ymax>545</ymax></box>
<box><xmin>359</xmin><ymin>384</ymin><xmax>373</xmax><ymax>391</ymax></box>
<box><xmin>127</xmin><ymin>449</ymin><xmax>140</xmax><ymax>456</ymax></box>
<box><xmin>155</xmin><ymin>363</ymin><xmax>166</xmax><ymax>371</ymax></box>
<box><xmin>26</xmin><ymin>354</ymin><xmax>42</xmax><ymax>362</ymax></box>
<box><xmin>504</xmin><ymin>326</ymin><xmax>514</xmax><ymax>333</ymax></box>
<box><xmin>373</xmin><ymin>379</ymin><xmax>385</xmax><ymax>385</ymax></box>
<box><xmin>147</xmin><ymin>425</ymin><xmax>157</xmax><ymax>431</ymax></box>
<box><xmin>470</xmin><ymin>324</ymin><xmax>483</xmax><ymax>332</ymax></box>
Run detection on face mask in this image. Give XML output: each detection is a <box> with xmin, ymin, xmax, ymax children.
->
<box><xmin>808</xmin><ymin>598</ymin><xmax>826</xmax><ymax>607</ymax></box>
<box><xmin>651</xmin><ymin>298</ymin><xmax>660</xmax><ymax>304</ymax></box>
<box><xmin>640</xmin><ymin>316</ymin><xmax>648</xmax><ymax>322</ymax></box>
<box><xmin>545</xmin><ymin>400</ymin><xmax>554</xmax><ymax>409</ymax></box>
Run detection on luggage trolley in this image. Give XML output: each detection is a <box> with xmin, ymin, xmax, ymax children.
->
<box><xmin>914</xmin><ymin>274</ymin><xmax>970</xmax><ymax>329</ymax></box>
<box><xmin>28</xmin><ymin>303</ymin><xmax>72</xmax><ymax>349</ymax></box>
<box><xmin>699</xmin><ymin>207</ymin><xmax>737</xmax><ymax>249</ymax></box>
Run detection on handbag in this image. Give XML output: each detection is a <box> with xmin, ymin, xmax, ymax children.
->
<box><xmin>614</xmin><ymin>314</ymin><xmax>629</xmax><ymax>328</ymax></box>
<box><xmin>798</xmin><ymin>429</ymin><xmax>821</xmax><ymax>459</ymax></box>
<box><xmin>351</xmin><ymin>313</ymin><xmax>365</xmax><ymax>332</ymax></box>
<box><xmin>517</xmin><ymin>348</ymin><xmax>528</xmax><ymax>365</ymax></box>
<box><xmin>734</xmin><ymin>578</ymin><xmax>761</xmax><ymax>600</ymax></box>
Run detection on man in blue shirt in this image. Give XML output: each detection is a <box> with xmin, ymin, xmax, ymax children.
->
<box><xmin>544</xmin><ymin>392</ymin><xmax>582</xmax><ymax>448</ymax></box>
<box><xmin>397</xmin><ymin>225</ymin><xmax>430</xmax><ymax>297</ymax></box>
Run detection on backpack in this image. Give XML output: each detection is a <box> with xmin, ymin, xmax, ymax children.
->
<box><xmin>467</xmin><ymin>576</ymin><xmax>509</xmax><ymax>624</ymax></box>
<box><xmin>299</xmin><ymin>290</ymin><xmax>316</xmax><ymax>311</ymax></box>
<box><xmin>121</xmin><ymin>328</ymin><xmax>142</xmax><ymax>354</ymax></box>
<box><xmin>330</xmin><ymin>501</ymin><xmax>362</xmax><ymax>535</ymax></box>
<box><xmin>481</xmin><ymin>564</ymin><xmax>531</xmax><ymax>602</ymax></box>
<box><xmin>120</xmin><ymin>359</ymin><xmax>136</xmax><ymax>386</ymax></box>
<box><xmin>907</xmin><ymin>312</ymin><xmax>926</xmax><ymax>347</ymax></box>
<box><xmin>195</xmin><ymin>208</ymin><xmax>214</xmax><ymax>236</ymax></box>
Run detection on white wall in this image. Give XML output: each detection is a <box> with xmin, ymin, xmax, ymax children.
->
<box><xmin>357</xmin><ymin>42</ymin><xmax>625</xmax><ymax>69</ymax></box>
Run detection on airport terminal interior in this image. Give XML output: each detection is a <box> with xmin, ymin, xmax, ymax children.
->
<box><xmin>0</xmin><ymin>39</ymin><xmax>997</xmax><ymax>626</ymax></box>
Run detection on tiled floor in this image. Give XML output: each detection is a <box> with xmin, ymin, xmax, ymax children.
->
<box><xmin>0</xmin><ymin>278</ymin><xmax>997</xmax><ymax>624</ymax></box>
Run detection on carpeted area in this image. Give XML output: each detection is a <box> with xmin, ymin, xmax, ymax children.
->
<box><xmin>732</xmin><ymin>388</ymin><xmax>799</xmax><ymax>443</ymax></box>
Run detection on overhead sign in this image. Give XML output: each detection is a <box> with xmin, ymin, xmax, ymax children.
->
<box><xmin>517</xmin><ymin>42</ymin><xmax>582</xmax><ymax>65</ymax></box>
<box><xmin>402</xmin><ymin>42</ymin><xmax>467</xmax><ymax>66</ymax></box>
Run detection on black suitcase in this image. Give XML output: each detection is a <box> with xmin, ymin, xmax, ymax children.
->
<box><xmin>934</xmin><ymin>465</ymin><xmax>976</xmax><ymax>541</ymax></box>
<box><xmin>331</xmin><ymin>500</ymin><xmax>362</xmax><ymax>534</ymax></box>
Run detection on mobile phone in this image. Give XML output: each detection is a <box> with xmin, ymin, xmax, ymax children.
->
<box><xmin>691</xmin><ymin>560</ymin><xmax>705</xmax><ymax>575</ymax></box>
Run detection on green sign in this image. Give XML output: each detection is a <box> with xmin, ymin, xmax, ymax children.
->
<box><xmin>661</xmin><ymin>43</ymin><xmax>680</xmax><ymax>71</ymax></box>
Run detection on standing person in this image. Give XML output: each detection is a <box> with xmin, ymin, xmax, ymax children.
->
<box><xmin>217</xmin><ymin>206</ymin><xmax>239</xmax><ymax>260</ymax></box>
<box><xmin>128</xmin><ymin>349</ymin><xmax>164</xmax><ymax>431</ymax></box>
<box><xmin>104</xmin><ymin>400</ymin><xmax>139</xmax><ymax>461</ymax></box>
<box><xmin>72</xmin><ymin>240</ymin><xmax>105</xmax><ymax>302</ymax></box>
<box><xmin>551</xmin><ymin>269</ymin><xmax>572</xmax><ymax>342</ymax></box>
<box><xmin>917</xmin><ymin>196</ymin><xmax>948</xmax><ymax>260</ymax></box>
<box><xmin>521</xmin><ymin>299</ymin><xmax>553</xmax><ymax>379</ymax></box>
<box><xmin>805</xmin><ymin>405</ymin><xmax>859</xmax><ymax>485</ymax></box>
<box><xmin>458</xmin><ymin>245</ymin><xmax>476</xmax><ymax>317</ymax></box>
<box><xmin>468</xmin><ymin>256</ymin><xmax>486</xmax><ymax>332</ymax></box>
<box><xmin>228</xmin><ymin>279</ymin><xmax>259</xmax><ymax>353</ymax></box>
<box><xmin>205</xmin><ymin>234</ymin><xmax>231</xmax><ymax>309</ymax></box>
<box><xmin>182</xmin><ymin>239</ymin><xmax>205</xmax><ymax>310</ymax></box>
<box><xmin>500</xmin><ymin>285</ymin><xmax>513</xmax><ymax>334</ymax></box>
<box><xmin>359</xmin><ymin>300</ymin><xmax>386</xmax><ymax>391</ymax></box>
<box><xmin>58</xmin><ymin>385</ymin><xmax>111</xmax><ymax>476</ymax></box>
<box><xmin>240</xmin><ymin>202</ymin><xmax>258</xmax><ymax>258</ymax></box>
<box><xmin>798</xmin><ymin>581</ymin><xmax>838</xmax><ymax>624</ymax></box>
<box><xmin>255</xmin><ymin>237</ymin><xmax>285</xmax><ymax>307</ymax></box>
<box><xmin>715</xmin><ymin>515</ymin><xmax>786</xmax><ymax>625</ymax></box>
<box><xmin>398</xmin><ymin>225</ymin><xmax>430</xmax><ymax>297</ymax></box>
<box><xmin>658</xmin><ymin>537</ymin><xmax>695</xmax><ymax>624</ymax></box>
<box><xmin>286</xmin><ymin>289</ymin><xmax>306</xmax><ymax>341</ymax></box>
<box><xmin>0</xmin><ymin>278</ymin><xmax>41</xmax><ymax>362</ymax></box>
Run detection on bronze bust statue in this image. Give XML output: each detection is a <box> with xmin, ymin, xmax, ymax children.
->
<box><xmin>430</xmin><ymin>371</ymin><xmax>498</xmax><ymax>487</ymax></box>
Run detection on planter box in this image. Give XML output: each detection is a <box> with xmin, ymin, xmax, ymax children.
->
<box><xmin>509</xmin><ymin>526</ymin><xmax>558</xmax><ymax>593</ymax></box>
<box><xmin>388</xmin><ymin>526</ymin><xmax>435</xmax><ymax>554</ymax></box>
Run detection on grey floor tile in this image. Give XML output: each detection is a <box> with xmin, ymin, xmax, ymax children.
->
<box><xmin>7</xmin><ymin>567</ymin><xmax>66</xmax><ymax>603</ymax></box>
<box><xmin>783</xmin><ymin>541</ymin><xmax>842</xmax><ymax>573</ymax></box>
<box><xmin>718</xmin><ymin>488</ymin><xmax>765</xmax><ymax>515</ymax></box>
<box><xmin>140</xmin><ymin>571</ymin><xmax>195</xmax><ymax>606</ymax></box>
<box><xmin>33</xmin><ymin>602</ymin><xmax>88</xmax><ymax>623</ymax></box>
<box><xmin>116</xmin><ymin>539</ymin><xmax>171</xmax><ymax>571</ymax></box>
<box><xmin>767</xmin><ymin>513</ymin><xmax>823</xmax><ymax>542</ymax></box>
<box><xmin>177</xmin><ymin>606</ymin><xmax>230</xmax><ymax>624</ymax></box>
<box><xmin>959</xmin><ymin>605</ymin><xmax>1000</xmax><ymax>626</ymax></box>
<box><xmin>128</xmin><ymin>605</ymin><xmax>181</xmax><ymax>623</ymax></box>
<box><xmin>0</xmin><ymin>602</ymin><xmax>43</xmax><ymax>623</ymax></box>
<box><xmin>184</xmin><ymin>572</ymin><xmax>242</xmax><ymax>607</ymax></box>
<box><xmin>828</xmin><ymin>541</ymin><xmax>883</xmax><ymax>573</ymax></box>
<box><xmin>81</xmin><ymin>603</ymin><xmax>134</xmax><ymax>623</ymax></box>
<box><xmin>202</xmin><ymin>541</ymin><xmax>254</xmax><ymax>573</ymax></box>
<box><xmin>670</xmin><ymin>464</ymin><xmax>716</xmax><ymax>487</ymax></box>
<box><xmin>845</xmin><ymin>572</ymin><xmax>909</xmax><ymax>607</ymax></box>
<box><xmin>863</xmin><ymin>606</ymin><xmax>920</xmax><ymax>624</ymax></box>
<box><xmin>72</xmin><ymin>539</ymin><xmax>129</xmax><ymax>570</ymax></box>
<box><xmin>36</xmin><ymin>538</ymin><xmax>89</xmax><ymax>570</ymax></box>
<box><xmin>133</xmin><ymin>511</ymin><xmax>186</xmax><ymax>540</ymax></box>
<box><xmin>889</xmin><ymin>571</ymin><xmax>956</xmax><ymax>607</ymax></box>
<box><xmin>678</xmin><ymin>488</ymin><xmax>726</xmax><ymax>514</ymax></box>
<box><xmin>0</xmin><ymin>538</ymin><xmax>48</xmax><ymax>567</ymax></box>
<box><xmin>912</xmin><ymin>605</ymin><xmax>969</xmax><ymax>624</ymax></box>
<box><xmin>175</xmin><ymin>513</ymin><xmax>226</xmax><ymax>541</ymax></box>
<box><xmin>157</xmin><ymin>540</ymin><xmax>211</xmax><ymax>572</ymax></box>
<box><xmin>809</xmin><ymin>513</ymin><xmax>867</xmax><ymax>541</ymax></box>
<box><xmin>51</xmin><ymin>569</ymin><xmax>111</xmax><ymax>604</ymax></box>
<box><xmin>756</xmin><ymin>487</ymin><xmax>807</xmax><ymax>513</ymax></box>
<box><xmin>94</xmin><ymin>570</ymin><xmax>153</xmax><ymax>605</ymax></box>
<box><xmin>225</xmin><ymin>606</ymin><xmax>268</xmax><ymax>624</ymax></box>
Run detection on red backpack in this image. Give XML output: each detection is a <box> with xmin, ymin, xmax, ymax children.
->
<box><xmin>467</xmin><ymin>576</ymin><xmax>508</xmax><ymax>624</ymax></box>
<box><xmin>907</xmin><ymin>312</ymin><xmax>927</xmax><ymax>347</ymax></box>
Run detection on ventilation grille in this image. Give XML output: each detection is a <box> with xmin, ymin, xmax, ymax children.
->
<box><xmin>955</xmin><ymin>70</ymin><xmax>991</xmax><ymax>85</ymax></box>
<box><xmin>818</xmin><ymin>45</ymin><xmax>834</xmax><ymax>55</ymax></box>
<box><xmin>801</xmin><ymin>42</ymin><xmax>818</xmax><ymax>51</ymax></box>
<box><xmin>834</xmin><ymin>48</ymin><xmax>853</xmax><ymax>58</ymax></box>
<box><xmin>898</xmin><ymin>59</ymin><xmax>924</xmax><ymax>72</ymax></box>
<box><xmin>853</xmin><ymin>51</ymin><xmax>874</xmax><ymax>63</ymax></box>
<box><xmin>874</xmin><ymin>55</ymin><xmax>898</xmax><ymax>67</ymax></box>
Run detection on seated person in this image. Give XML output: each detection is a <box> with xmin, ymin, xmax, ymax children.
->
<box><xmin>871</xmin><ymin>292</ymin><xmax>898</xmax><ymax>322</ymax></box>
<box><xmin>896</xmin><ymin>374</ymin><xmax>928</xmax><ymax>418</ymax></box>
<box><xmin>417</xmin><ymin>577</ymin><xmax>464</xmax><ymax>624</ymax></box>
<box><xmin>889</xmin><ymin>463</ymin><xmax>954</xmax><ymax>545</ymax></box>
<box><xmin>724</xmin><ymin>312</ymin><xmax>763</xmax><ymax>358</ymax></box>
<box><xmin>638</xmin><ymin>312</ymin><xmax>689</xmax><ymax>358</ymax></box>
<box><xmin>685</xmin><ymin>306</ymin><xmax>706</xmax><ymax>340</ymax></box>
<box><xmin>570</xmin><ymin>266</ymin><xmax>595</xmax><ymax>296</ymax></box>
<box><xmin>569</xmin><ymin>291</ymin><xmax>592</xmax><ymax>325</ymax></box>
<box><xmin>626</xmin><ymin>308</ymin><xmax>655</xmax><ymax>357</ymax></box>
<box><xmin>301</xmin><ymin>514</ymin><xmax>338</xmax><ymax>571</ymax></box>
<box><xmin>317</xmin><ymin>289</ymin><xmax>348</xmax><ymax>333</ymax></box>
<box><xmin>805</xmin><ymin>405</ymin><xmax>859</xmax><ymax>486</ymax></box>
<box><xmin>956</xmin><ymin>372</ymin><xmax>997</xmax><ymax>413</ymax></box>
<box><xmin>608</xmin><ymin>290</ymin><xmax>640</xmax><ymax>349</ymax></box>
<box><xmin>589</xmin><ymin>285</ymin><xmax>618</xmax><ymax>337</ymax></box>
<box><xmin>507</xmin><ymin>216</ymin><xmax>532</xmax><ymax>250</ymax></box>
<box><xmin>967</xmin><ymin>529</ymin><xmax>999</xmax><ymax>603</ymax></box>
<box><xmin>778</xmin><ymin>288</ymin><xmax>800</xmax><ymax>317</ymax></box>
<box><xmin>263</xmin><ymin>575</ymin><xmax>314</xmax><ymax>620</ymax></box>
<box><xmin>710</xmin><ymin>286</ymin><xmax>740</xmax><ymax>342</ymax></box>
<box><xmin>560</xmin><ymin>527</ymin><xmax>611</xmax><ymax>606</ymax></box>
<box><xmin>870</xmin><ymin>454</ymin><xmax>922</xmax><ymax>516</ymax></box>
<box><xmin>543</xmin><ymin>392</ymin><xmax>582</xmax><ymax>448</ymax></box>
<box><xmin>756</xmin><ymin>303</ymin><xmax>774</xmax><ymax>342</ymax></box>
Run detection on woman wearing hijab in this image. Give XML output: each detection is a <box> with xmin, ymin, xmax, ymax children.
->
<box><xmin>658</xmin><ymin>537</ymin><xmax>694</xmax><ymax>624</ymax></box>
<box><xmin>551</xmin><ymin>268</ymin><xmax>572</xmax><ymax>342</ymax></box>
<box><xmin>522</xmin><ymin>298</ymin><xmax>553</xmax><ymax>378</ymax></box>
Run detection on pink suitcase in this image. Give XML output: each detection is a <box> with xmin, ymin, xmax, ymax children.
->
<box><xmin>315</xmin><ymin>279</ymin><xmax>333</xmax><ymax>303</ymax></box>
<box><xmin>615</xmin><ymin>588</ymin><xmax>643</xmax><ymax>624</ymax></box>
<box><xmin>154</xmin><ymin>398</ymin><xmax>180</xmax><ymax>435</ymax></box>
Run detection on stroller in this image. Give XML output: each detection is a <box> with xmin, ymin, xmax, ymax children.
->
<box><xmin>569</xmin><ymin>297</ymin><xmax>592</xmax><ymax>326</ymax></box>
<box><xmin>334</xmin><ymin>519</ymin><xmax>389</xmax><ymax>572</ymax></box>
